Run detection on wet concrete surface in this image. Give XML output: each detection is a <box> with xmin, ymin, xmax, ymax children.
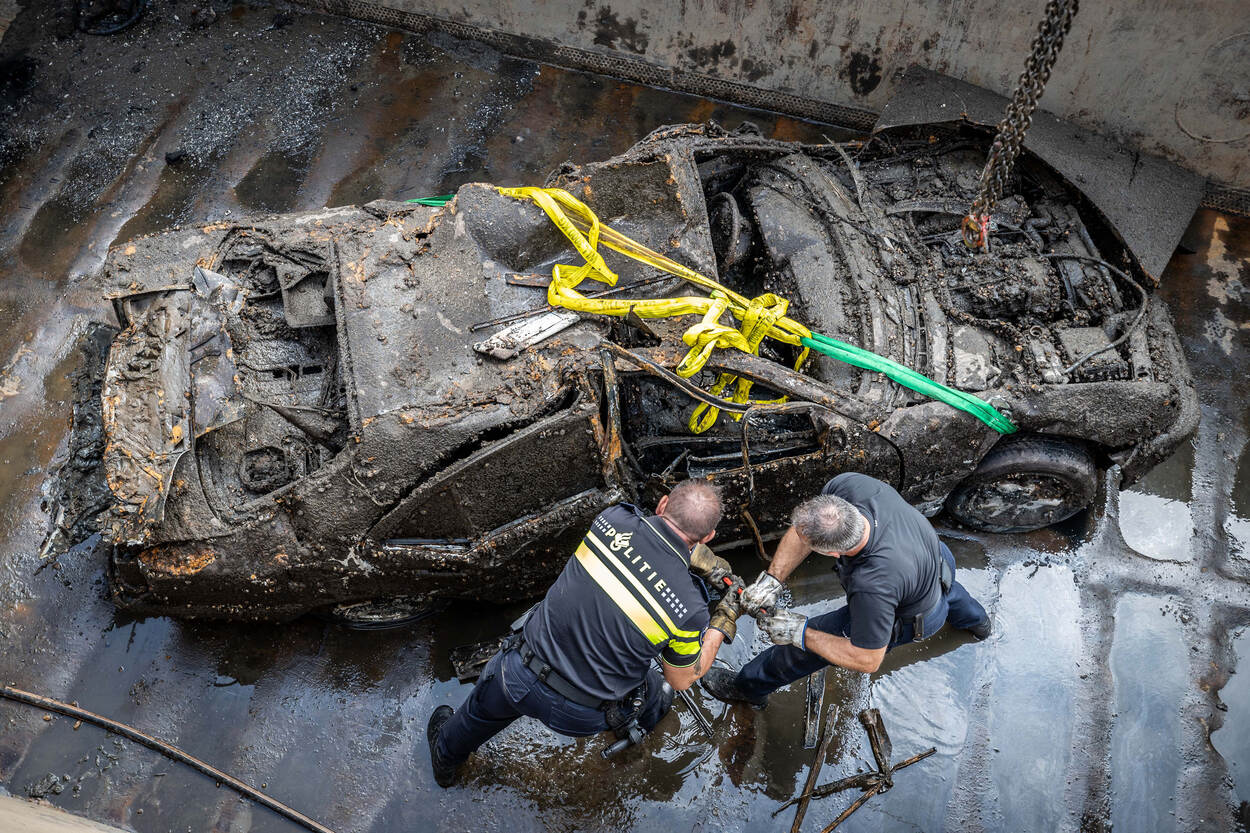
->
<box><xmin>2</xmin><ymin>3</ymin><xmax>1250</xmax><ymax>832</ymax></box>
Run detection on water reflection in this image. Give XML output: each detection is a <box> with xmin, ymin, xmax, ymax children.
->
<box><xmin>1110</xmin><ymin>594</ymin><xmax>1187</xmax><ymax>832</ymax></box>
<box><xmin>1213</xmin><ymin>629</ymin><xmax>1250</xmax><ymax>826</ymax></box>
<box><xmin>985</xmin><ymin>564</ymin><xmax>1082</xmax><ymax>831</ymax></box>
<box><xmin>1228</xmin><ymin>444</ymin><xmax>1250</xmax><ymax>562</ymax></box>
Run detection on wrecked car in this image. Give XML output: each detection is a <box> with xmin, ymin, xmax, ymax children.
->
<box><xmin>44</xmin><ymin>114</ymin><xmax>1198</xmax><ymax>621</ymax></box>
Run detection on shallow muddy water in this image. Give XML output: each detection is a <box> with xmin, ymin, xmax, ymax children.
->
<box><xmin>1</xmin><ymin>4</ymin><xmax>1249</xmax><ymax>832</ymax></box>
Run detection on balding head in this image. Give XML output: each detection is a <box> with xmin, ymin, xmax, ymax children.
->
<box><xmin>659</xmin><ymin>480</ymin><xmax>723</xmax><ymax>542</ymax></box>
<box><xmin>792</xmin><ymin>494</ymin><xmax>866</xmax><ymax>553</ymax></box>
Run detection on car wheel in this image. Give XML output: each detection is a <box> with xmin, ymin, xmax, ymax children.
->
<box><xmin>321</xmin><ymin>597</ymin><xmax>445</xmax><ymax>630</ymax></box>
<box><xmin>944</xmin><ymin>435</ymin><xmax>1097</xmax><ymax>533</ymax></box>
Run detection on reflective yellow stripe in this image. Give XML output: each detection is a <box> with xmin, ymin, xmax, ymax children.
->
<box><xmin>585</xmin><ymin>531</ymin><xmax>699</xmax><ymax>639</ymax></box>
<box><xmin>574</xmin><ymin>543</ymin><xmax>667</xmax><ymax>645</ymax></box>
<box><xmin>667</xmin><ymin>638</ymin><xmax>701</xmax><ymax>656</ymax></box>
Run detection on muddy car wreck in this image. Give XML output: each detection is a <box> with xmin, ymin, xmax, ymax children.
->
<box><xmin>44</xmin><ymin>118</ymin><xmax>1198</xmax><ymax>621</ymax></box>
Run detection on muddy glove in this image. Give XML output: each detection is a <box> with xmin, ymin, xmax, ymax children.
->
<box><xmin>740</xmin><ymin>571</ymin><xmax>783</xmax><ymax>616</ymax></box>
<box><xmin>689</xmin><ymin>543</ymin><xmax>733</xmax><ymax>585</ymax></box>
<box><xmin>708</xmin><ymin>585</ymin><xmax>742</xmax><ymax>644</ymax></box>
<box><xmin>759</xmin><ymin>609</ymin><xmax>808</xmax><ymax>650</ymax></box>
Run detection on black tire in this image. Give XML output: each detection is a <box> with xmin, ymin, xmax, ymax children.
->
<box><xmin>320</xmin><ymin>597</ymin><xmax>445</xmax><ymax>630</ymax></box>
<box><xmin>944</xmin><ymin>435</ymin><xmax>1097</xmax><ymax>533</ymax></box>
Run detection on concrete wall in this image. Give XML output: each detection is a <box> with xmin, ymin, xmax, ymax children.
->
<box><xmin>303</xmin><ymin>0</ymin><xmax>1249</xmax><ymax>198</ymax></box>
<box><xmin>0</xmin><ymin>796</ymin><xmax>130</xmax><ymax>833</ymax></box>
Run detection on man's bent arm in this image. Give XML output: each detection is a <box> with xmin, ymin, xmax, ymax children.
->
<box><xmin>662</xmin><ymin>629</ymin><xmax>725</xmax><ymax>691</ymax></box>
<box><xmin>802</xmin><ymin>628</ymin><xmax>887</xmax><ymax>673</ymax></box>
<box><xmin>767</xmin><ymin>526</ymin><xmax>814</xmax><ymax>582</ymax></box>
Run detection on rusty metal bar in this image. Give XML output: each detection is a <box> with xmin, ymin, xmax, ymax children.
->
<box><xmin>817</xmin><ymin>782</ymin><xmax>884</xmax><ymax>833</ymax></box>
<box><xmin>0</xmin><ymin>686</ymin><xmax>338</xmax><ymax>833</ymax></box>
<box><xmin>890</xmin><ymin>746</ymin><xmax>937</xmax><ymax>773</ymax></box>
<box><xmin>600</xmin><ymin>342</ymin><xmax>753</xmax><ymax>414</ymax></box>
<box><xmin>804</xmin><ymin>669</ymin><xmax>827</xmax><ymax>749</ymax></box>
<box><xmin>859</xmin><ymin>708</ymin><xmax>893</xmax><ymax>785</ymax></box>
<box><xmin>773</xmin><ymin>771</ymin><xmax>878</xmax><ymax>816</ymax></box>
<box><xmin>740</xmin><ymin>507</ymin><xmax>771</xmax><ymax>564</ymax></box>
<box><xmin>791</xmin><ymin>704</ymin><xmax>839</xmax><ymax>833</ymax></box>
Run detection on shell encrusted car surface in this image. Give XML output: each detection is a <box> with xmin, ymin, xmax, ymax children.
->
<box><xmin>49</xmin><ymin>122</ymin><xmax>1198</xmax><ymax>620</ymax></box>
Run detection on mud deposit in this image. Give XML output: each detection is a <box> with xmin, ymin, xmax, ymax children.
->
<box><xmin>1</xmin><ymin>3</ymin><xmax>1248</xmax><ymax>832</ymax></box>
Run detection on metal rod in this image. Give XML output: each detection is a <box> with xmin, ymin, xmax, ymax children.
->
<box><xmin>817</xmin><ymin>782</ymin><xmax>884</xmax><ymax>833</ymax></box>
<box><xmin>677</xmin><ymin>687</ymin><xmax>715</xmax><ymax>738</ymax></box>
<box><xmin>791</xmin><ymin>704</ymin><xmax>839</xmax><ymax>833</ymax></box>
<box><xmin>890</xmin><ymin>746</ymin><xmax>937</xmax><ymax>773</ymax></box>
<box><xmin>0</xmin><ymin>686</ymin><xmax>338</xmax><ymax>833</ymax></box>
<box><xmin>740</xmin><ymin>507</ymin><xmax>771</xmax><ymax>565</ymax></box>
<box><xmin>600</xmin><ymin>342</ymin><xmax>752</xmax><ymax>414</ymax></box>
<box><xmin>772</xmin><ymin>772</ymin><xmax>883</xmax><ymax>816</ymax></box>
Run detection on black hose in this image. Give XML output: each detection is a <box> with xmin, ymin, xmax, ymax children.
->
<box><xmin>1</xmin><ymin>686</ymin><xmax>337</xmax><ymax>833</ymax></box>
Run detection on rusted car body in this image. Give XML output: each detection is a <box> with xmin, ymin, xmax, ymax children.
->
<box><xmin>46</xmin><ymin>118</ymin><xmax>1198</xmax><ymax>621</ymax></box>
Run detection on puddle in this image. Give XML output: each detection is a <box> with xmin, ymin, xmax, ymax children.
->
<box><xmin>1228</xmin><ymin>445</ymin><xmax>1250</xmax><ymax>563</ymax></box>
<box><xmin>1119</xmin><ymin>491</ymin><xmax>1194</xmax><ymax>562</ymax></box>
<box><xmin>1213</xmin><ymin>628</ymin><xmax>1250</xmax><ymax>823</ymax></box>
<box><xmin>1109</xmin><ymin>594</ymin><xmax>1187</xmax><ymax>832</ymax></box>
<box><xmin>1119</xmin><ymin>438</ymin><xmax>1196</xmax><ymax>562</ymax></box>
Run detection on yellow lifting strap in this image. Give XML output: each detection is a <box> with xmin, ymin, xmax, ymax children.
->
<box><xmin>496</xmin><ymin>186</ymin><xmax>811</xmax><ymax>433</ymax></box>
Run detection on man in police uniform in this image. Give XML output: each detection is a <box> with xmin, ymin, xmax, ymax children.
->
<box><xmin>427</xmin><ymin>480</ymin><xmax>739</xmax><ymax>786</ymax></box>
<box><xmin>702</xmin><ymin>472</ymin><xmax>991</xmax><ymax>708</ymax></box>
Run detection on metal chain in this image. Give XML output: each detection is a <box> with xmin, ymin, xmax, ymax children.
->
<box><xmin>963</xmin><ymin>0</ymin><xmax>1080</xmax><ymax>249</ymax></box>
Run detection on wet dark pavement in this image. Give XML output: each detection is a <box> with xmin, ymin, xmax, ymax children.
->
<box><xmin>1</xmin><ymin>3</ymin><xmax>1249</xmax><ymax>832</ymax></box>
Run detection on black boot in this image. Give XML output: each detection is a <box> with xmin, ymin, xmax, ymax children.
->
<box><xmin>700</xmin><ymin>667</ymin><xmax>768</xmax><ymax>709</ymax></box>
<box><xmin>966</xmin><ymin>614</ymin><xmax>993</xmax><ymax>641</ymax></box>
<box><xmin>426</xmin><ymin>705</ymin><xmax>459</xmax><ymax>787</ymax></box>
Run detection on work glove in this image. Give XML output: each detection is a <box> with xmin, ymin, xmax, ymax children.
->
<box><xmin>689</xmin><ymin>543</ymin><xmax>734</xmax><ymax>586</ymax></box>
<box><xmin>740</xmin><ymin>571</ymin><xmax>783</xmax><ymax>616</ymax></box>
<box><xmin>708</xmin><ymin>585</ymin><xmax>742</xmax><ymax>644</ymax></box>
<box><xmin>759</xmin><ymin>609</ymin><xmax>808</xmax><ymax>650</ymax></box>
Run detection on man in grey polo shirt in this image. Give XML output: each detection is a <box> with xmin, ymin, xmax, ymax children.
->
<box><xmin>702</xmin><ymin>472</ymin><xmax>991</xmax><ymax>708</ymax></box>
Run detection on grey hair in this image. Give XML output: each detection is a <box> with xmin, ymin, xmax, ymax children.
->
<box><xmin>792</xmin><ymin>494</ymin><xmax>866</xmax><ymax>552</ymax></box>
<box><xmin>663</xmin><ymin>480</ymin><xmax>724</xmax><ymax>540</ymax></box>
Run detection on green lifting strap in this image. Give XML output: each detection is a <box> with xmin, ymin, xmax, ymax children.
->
<box><xmin>800</xmin><ymin>333</ymin><xmax>1016</xmax><ymax>433</ymax></box>
<box><xmin>404</xmin><ymin>194</ymin><xmax>455</xmax><ymax>206</ymax></box>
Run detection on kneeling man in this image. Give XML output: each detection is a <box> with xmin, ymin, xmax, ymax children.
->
<box><xmin>428</xmin><ymin>480</ymin><xmax>739</xmax><ymax>785</ymax></box>
<box><xmin>703</xmin><ymin>472</ymin><xmax>991</xmax><ymax>708</ymax></box>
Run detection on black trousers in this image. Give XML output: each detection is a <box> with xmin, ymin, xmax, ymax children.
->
<box><xmin>436</xmin><ymin>648</ymin><xmax>671</xmax><ymax>765</ymax></box>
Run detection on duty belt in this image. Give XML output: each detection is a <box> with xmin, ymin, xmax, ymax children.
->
<box><xmin>512</xmin><ymin>636</ymin><xmax>611</xmax><ymax>710</ymax></box>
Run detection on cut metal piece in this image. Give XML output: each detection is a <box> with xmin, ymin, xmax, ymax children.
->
<box><xmin>818</xmin><ymin>782</ymin><xmax>884</xmax><ymax>833</ymax></box>
<box><xmin>859</xmin><ymin>708</ymin><xmax>894</xmax><ymax>787</ymax></box>
<box><xmin>804</xmin><ymin>668</ymin><xmax>827</xmax><ymax>749</ymax></box>
<box><xmin>777</xmin><ymin>707</ymin><xmax>937</xmax><ymax>827</ymax></box>
<box><xmin>472</xmin><ymin>309</ymin><xmax>582</xmax><ymax>360</ymax></box>
<box><xmin>791</xmin><ymin>704</ymin><xmax>839</xmax><ymax>833</ymax></box>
